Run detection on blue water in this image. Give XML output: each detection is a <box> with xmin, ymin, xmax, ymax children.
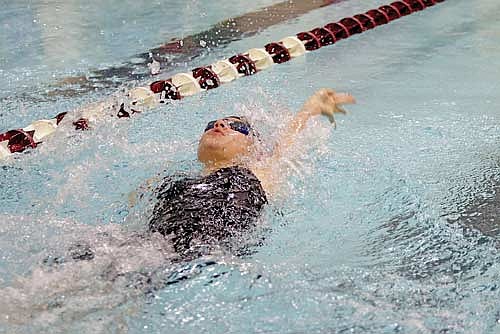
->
<box><xmin>1</xmin><ymin>0</ymin><xmax>500</xmax><ymax>333</ymax></box>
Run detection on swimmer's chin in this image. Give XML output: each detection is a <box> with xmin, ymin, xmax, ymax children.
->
<box><xmin>198</xmin><ymin>138</ymin><xmax>226</xmax><ymax>157</ymax></box>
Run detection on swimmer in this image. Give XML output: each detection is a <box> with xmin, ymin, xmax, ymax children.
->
<box><xmin>148</xmin><ymin>88</ymin><xmax>355</xmax><ymax>256</ymax></box>
<box><xmin>0</xmin><ymin>89</ymin><xmax>355</xmax><ymax>326</ymax></box>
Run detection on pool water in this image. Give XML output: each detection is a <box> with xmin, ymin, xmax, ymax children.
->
<box><xmin>1</xmin><ymin>0</ymin><xmax>500</xmax><ymax>333</ymax></box>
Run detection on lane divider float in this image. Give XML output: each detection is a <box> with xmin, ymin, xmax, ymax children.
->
<box><xmin>0</xmin><ymin>0</ymin><xmax>445</xmax><ymax>160</ymax></box>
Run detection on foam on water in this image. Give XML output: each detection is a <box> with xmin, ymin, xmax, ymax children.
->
<box><xmin>0</xmin><ymin>87</ymin><xmax>333</xmax><ymax>333</ymax></box>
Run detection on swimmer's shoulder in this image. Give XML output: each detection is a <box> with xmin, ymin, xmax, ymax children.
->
<box><xmin>247</xmin><ymin>166</ymin><xmax>275</xmax><ymax>197</ymax></box>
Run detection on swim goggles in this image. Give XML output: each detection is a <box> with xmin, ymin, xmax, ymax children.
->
<box><xmin>204</xmin><ymin>117</ymin><xmax>252</xmax><ymax>136</ymax></box>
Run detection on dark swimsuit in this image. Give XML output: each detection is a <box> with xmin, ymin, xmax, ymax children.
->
<box><xmin>148</xmin><ymin>166</ymin><xmax>267</xmax><ymax>256</ymax></box>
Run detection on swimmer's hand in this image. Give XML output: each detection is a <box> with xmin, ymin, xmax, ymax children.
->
<box><xmin>302</xmin><ymin>88</ymin><xmax>356</xmax><ymax>127</ymax></box>
<box><xmin>127</xmin><ymin>176</ymin><xmax>159</xmax><ymax>208</ymax></box>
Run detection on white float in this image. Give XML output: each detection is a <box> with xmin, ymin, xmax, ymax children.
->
<box><xmin>23</xmin><ymin>119</ymin><xmax>58</xmax><ymax>143</ymax></box>
<box><xmin>171</xmin><ymin>72</ymin><xmax>202</xmax><ymax>97</ymax></box>
<box><xmin>279</xmin><ymin>36</ymin><xmax>307</xmax><ymax>58</ymax></box>
<box><xmin>0</xmin><ymin>141</ymin><xmax>10</xmax><ymax>159</ymax></box>
<box><xmin>211</xmin><ymin>60</ymin><xmax>240</xmax><ymax>83</ymax></box>
<box><xmin>128</xmin><ymin>86</ymin><xmax>157</xmax><ymax>108</ymax></box>
<box><xmin>247</xmin><ymin>48</ymin><xmax>274</xmax><ymax>71</ymax></box>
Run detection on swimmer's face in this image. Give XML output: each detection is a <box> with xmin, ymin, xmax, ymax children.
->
<box><xmin>197</xmin><ymin>117</ymin><xmax>254</xmax><ymax>165</ymax></box>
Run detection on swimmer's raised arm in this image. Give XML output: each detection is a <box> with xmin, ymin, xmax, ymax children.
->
<box><xmin>249</xmin><ymin>88</ymin><xmax>355</xmax><ymax>194</ymax></box>
<box><xmin>268</xmin><ymin>88</ymin><xmax>355</xmax><ymax>163</ymax></box>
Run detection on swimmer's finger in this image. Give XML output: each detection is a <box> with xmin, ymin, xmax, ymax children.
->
<box><xmin>334</xmin><ymin>92</ymin><xmax>356</xmax><ymax>105</ymax></box>
<box><xmin>333</xmin><ymin>105</ymin><xmax>347</xmax><ymax>114</ymax></box>
<box><xmin>324</xmin><ymin>111</ymin><xmax>336</xmax><ymax>124</ymax></box>
<box><xmin>322</xmin><ymin>106</ymin><xmax>337</xmax><ymax>127</ymax></box>
<box><xmin>327</xmin><ymin>115</ymin><xmax>337</xmax><ymax>128</ymax></box>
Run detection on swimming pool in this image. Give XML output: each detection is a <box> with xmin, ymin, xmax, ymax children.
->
<box><xmin>1</xmin><ymin>0</ymin><xmax>500</xmax><ymax>332</ymax></box>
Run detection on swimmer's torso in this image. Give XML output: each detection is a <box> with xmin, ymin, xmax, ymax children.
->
<box><xmin>149</xmin><ymin>166</ymin><xmax>267</xmax><ymax>255</ymax></box>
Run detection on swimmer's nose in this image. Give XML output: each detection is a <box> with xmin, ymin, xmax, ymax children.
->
<box><xmin>214</xmin><ymin>119</ymin><xmax>227</xmax><ymax>129</ymax></box>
